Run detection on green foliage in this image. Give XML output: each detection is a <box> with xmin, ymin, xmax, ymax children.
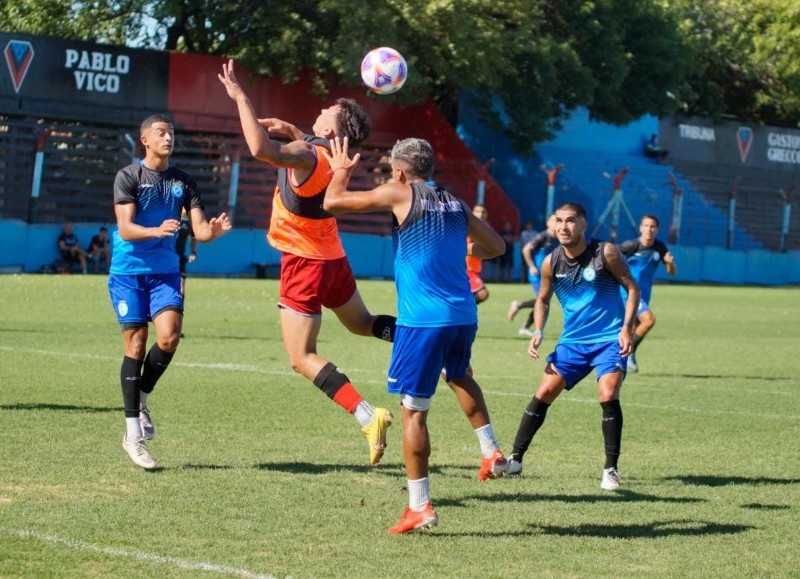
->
<box><xmin>0</xmin><ymin>0</ymin><xmax>148</xmax><ymax>44</ymax></box>
<box><xmin>0</xmin><ymin>276</ymin><xmax>799</xmax><ymax>576</ymax></box>
<box><xmin>3</xmin><ymin>0</ymin><xmax>798</xmax><ymax>151</ymax></box>
<box><xmin>673</xmin><ymin>0</ymin><xmax>800</xmax><ymax>127</ymax></box>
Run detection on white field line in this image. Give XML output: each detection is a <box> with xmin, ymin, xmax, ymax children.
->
<box><xmin>3</xmin><ymin>345</ymin><xmax>798</xmax><ymax>420</ymax></box>
<box><xmin>0</xmin><ymin>527</ymin><xmax>275</xmax><ymax>578</ymax></box>
<box><xmin>482</xmin><ymin>389</ymin><xmax>800</xmax><ymax>421</ymax></box>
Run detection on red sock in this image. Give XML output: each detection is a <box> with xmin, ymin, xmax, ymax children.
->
<box><xmin>332</xmin><ymin>383</ymin><xmax>363</xmax><ymax>413</ymax></box>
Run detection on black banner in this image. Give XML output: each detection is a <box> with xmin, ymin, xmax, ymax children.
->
<box><xmin>660</xmin><ymin>115</ymin><xmax>800</xmax><ymax>173</ymax></box>
<box><xmin>1</xmin><ymin>32</ymin><xmax>168</xmax><ymax>117</ymax></box>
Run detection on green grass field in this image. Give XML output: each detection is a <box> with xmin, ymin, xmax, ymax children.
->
<box><xmin>1</xmin><ymin>274</ymin><xmax>798</xmax><ymax>577</ymax></box>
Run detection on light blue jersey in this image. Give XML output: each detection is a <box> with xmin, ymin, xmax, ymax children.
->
<box><xmin>110</xmin><ymin>163</ymin><xmax>203</xmax><ymax>275</ymax></box>
<box><xmin>392</xmin><ymin>183</ymin><xmax>476</xmax><ymax>327</ymax></box>
<box><xmin>619</xmin><ymin>238</ymin><xmax>670</xmax><ymax>304</ymax></box>
<box><xmin>549</xmin><ymin>239</ymin><xmax>625</xmax><ymax>344</ymax></box>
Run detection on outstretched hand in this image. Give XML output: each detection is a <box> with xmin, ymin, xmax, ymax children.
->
<box><xmin>209</xmin><ymin>212</ymin><xmax>232</xmax><ymax>238</ymax></box>
<box><xmin>320</xmin><ymin>136</ymin><xmax>360</xmax><ymax>174</ymax></box>
<box><xmin>217</xmin><ymin>59</ymin><xmax>244</xmax><ymax>101</ymax></box>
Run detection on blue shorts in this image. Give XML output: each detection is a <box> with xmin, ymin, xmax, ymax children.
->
<box><xmin>108</xmin><ymin>273</ymin><xmax>183</xmax><ymax>327</ymax></box>
<box><xmin>622</xmin><ymin>287</ymin><xmax>651</xmax><ymax>316</ymax></box>
<box><xmin>387</xmin><ymin>324</ymin><xmax>477</xmax><ymax>400</ymax></box>
<box><xmin>528</xmin><ymin>271</ymin><xmax>541</xmax><ymax>295</ymax></box>
<box><xmin>546</xmin><ymin>341</ymin><xmax>626</xmax><ymax>390</ymax></box>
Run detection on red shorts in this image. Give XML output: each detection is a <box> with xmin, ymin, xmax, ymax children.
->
<box><xmin>467</xmin><ymin>269</ymin><xmax>485</xmax><ymax>294</ymax></box>
<box><xmin>279</xmin><ymin>254</ymin><xmax>357</xmax><ymax>315</ymax></box>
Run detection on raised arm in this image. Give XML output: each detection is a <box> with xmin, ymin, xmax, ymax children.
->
<box><xmin>218</xmin><ymin>60</ymin><xmax>315</xmax><ymax>170</ymax></box>
<box><xmin>321</xmin><ymin>136</ymin><xmax>409</xmax><ymax>216</ymax></box>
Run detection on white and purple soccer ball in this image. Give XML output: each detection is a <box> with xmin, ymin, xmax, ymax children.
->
<box><xmin>360</xmin><ymin>47</ymin><xmax>408</xmax><ymax>95</ymax></box>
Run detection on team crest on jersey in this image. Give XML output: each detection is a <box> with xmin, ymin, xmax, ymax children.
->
<box><xmin>117</xmin><ymin>300</ymin><xmax>129</xmax><ymax>317</ymax></box>
<box><xmin>582</xmin><ymin>267</ymin><xmax>596</xmax><ymax>282</ymax></box>
<box><xmin>4</xmin><ymin>40</ymin><xmax>35</xmax><ymax>94</ymax></box>
<box><xmin>171</xmin><ymin>182</ymin><xmax>184</xmax><ymax>199</ymax></box>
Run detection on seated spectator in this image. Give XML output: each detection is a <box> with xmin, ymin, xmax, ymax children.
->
<box><xmin>87</xmin><ymin>226</ymin><xmax>111</xmax><ymax>273</ymax></box>
<box><xmin>58</xmin><ymin>222</ymin><xmax>88</xmax><ymax>274</ymax></box>
<box><xmin>644</xmin><ymin>134</ymin><xmax>669</xmax><ymax>162</ymax></box>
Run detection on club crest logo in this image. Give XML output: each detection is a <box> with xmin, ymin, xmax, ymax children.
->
<box><xmin>4</xmin><ymin>40</ymin><xmax>35</xmax><ymax>94</ymax></box>
<box><xmin>117</xmin><ymin>300</ymin><xmax>129</xmax><ymax>317</ymax></box>
<box><xmin>737</xmin><ymin>127</ymin><xmax>753</xmax><ymax>163</ymax></box>
<box><xmin>582</xmin><ymin>267</ymin><xmax>596</xmax><ymax>282</ymax></box>
<box><xmin>170</xmin><ymin>182</ymin><xmax>184</xmax><ymax>199</ymax></box>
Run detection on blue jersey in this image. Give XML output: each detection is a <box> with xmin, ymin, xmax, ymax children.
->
<box><xmin>530</xmin><ymin>231</ymin><xmax>559</xmax><ymax>270</ymax></box>
<box><xmin>110</xmin><ymin>163</ymin><xmax>203</xmax><ymax>275</ymax></box>
<box><xmin>392</xmin><ymin>183</ymin><xmax>477</xmax><ymax>328</ymax></box>
<box><xmin>619</xmin><ymin>238</ymin><xmax>669</xmax><ymax>304</ymax></box>
<box><xmin>549</xmin><ymin>239</ymin><xmax>625</xmax><ymax>344</ymax></box>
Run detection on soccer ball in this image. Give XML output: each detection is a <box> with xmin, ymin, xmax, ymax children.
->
<box><xmin>360</xmin><ymin>47</ymin><xmax>408</xmax><ymax>95</ymax></box>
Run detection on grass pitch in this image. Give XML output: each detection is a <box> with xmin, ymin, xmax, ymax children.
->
<box><xmin>1</xmin><ymin>274</ymin><xmax>798</xmax><ymax>577</ymax></box>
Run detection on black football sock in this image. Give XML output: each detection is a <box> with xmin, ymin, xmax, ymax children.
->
<box><xmin>511</xmin><ymin>396</ymin><xmax>550</xmax><ymax>460</ymax></box>
<box><xmin>601</xmin><ymin>400</ymin><xmax>623</xmax><ymax>469</ymax></box>
<box><xmin>121</xmin><ymin>356</ymin><xmax>144</xmax><ymax>418</ymax></box>
<box><xmin>631</xmin><ymin>333</ymin><xmax>643</xmax><ymax>352</ymax></box>
<box><xmin>140</xmin><ymin>344</ymin><xmax>175</xmax><ymax>394</ymax></box>
<box><xmin>524</xmin><ymin>311</ymin><xmax>534</xmax><ymax>329</ymax></box>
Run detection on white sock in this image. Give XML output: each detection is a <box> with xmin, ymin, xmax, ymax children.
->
<box><xmin>474</xmin><ymin>424</ymin><xmax>500</xmax><ymax>458</ymax></box>
<box><xmin>408</xmin><ymin>477</ymin><xmax>430</xmax><ymax>511</ymax></box>
<box><xmin>353</xmin><ymin>400</ymin><xmax>374</xmax><ymax>428</ymax></box>
<box><xmin>126</xmin><ymin>417</ymin><xmax>143</xmax><ymax>441</ymax></box>
<box><xmin>140</xmin><ymin>391</ymin><xmax>150</xmax><ymax>408</ymax></box>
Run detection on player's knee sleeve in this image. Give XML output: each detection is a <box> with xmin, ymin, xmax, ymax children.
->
<box><xmin>401</xmin><ymin>394</ymin><xmax>431</xmax><ymax>411</ymax></box>
<box><xmin>371</xmin><ymin>315</ymin><xmax>396</xmax><ymax>342</ymax></box>
<box><xmin>313</xmin><ymin>362</ymin><xmax>350</xmax><ymax>399</ymax></box>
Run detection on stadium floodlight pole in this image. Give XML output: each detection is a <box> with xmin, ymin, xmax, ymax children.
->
<box><xmin>28</xmin><ymin>126</ymin><xmax>53</xmax><ymax>223</ymax></box>
<box><xmin>592</xmin><ymin>167</ymin><xmax>634</xmax><ymax>242</ymax></box>
<box><xmin>666</xmin><ymin>172</ymin><xmax>683</xmax><ymax>245</ymax></box>
<box><xmin>475</xmin><ymin>157</ymin><xmax>494</xmax><ymax>206</ymax></box>
<box><xmin>476</xmin><ymin>179</ymin><xmax>485</xmax><ymax>205</ymax></box>
<box><xmin>124</xmin><ymin>133</ymin><xmax>137</xmax><ymax>164</ymax></box>
<box><xmin>779</xmin><ymin>184</ymin><xmax>794</xmax><ymax>253</ymax></box>
<box><xmin>227</xmin><ymin>149</ymin><xmax>241</xmax><ymax>224</ymax></box>
<box><xmin>542</xmin><ymin>163</ymin><xmax>564</xmax><ymax>217</ymax></box>
<box><xmin>727</xmin><ymin>176</ymin><xmax>740</xmax><ymax>250</ymax></box>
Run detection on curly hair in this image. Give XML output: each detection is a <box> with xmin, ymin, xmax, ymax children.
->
<box><xmin>334</xmin><ymin>98</ymin><xmax>371</xmax><ymax>146</ymax></box>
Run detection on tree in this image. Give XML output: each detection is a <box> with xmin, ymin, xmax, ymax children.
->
<box><xmin>672</xmin><ymin>0</ymin><xmax>800</xmax><ymax>127</ymax></box>
<box><xmin>1</xmin><ymin>0</ymin><xmax>149</xmax><ymax>45</ymax></box>
<box><xmin>136</xmin><ymin>0</ymin><xmax>690</xmax><ymax>154</ymax></box>
<box><xmin>16</xmin><ymin>1</ymin><xmax>770</xmax><ymax>152</ymax></box>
